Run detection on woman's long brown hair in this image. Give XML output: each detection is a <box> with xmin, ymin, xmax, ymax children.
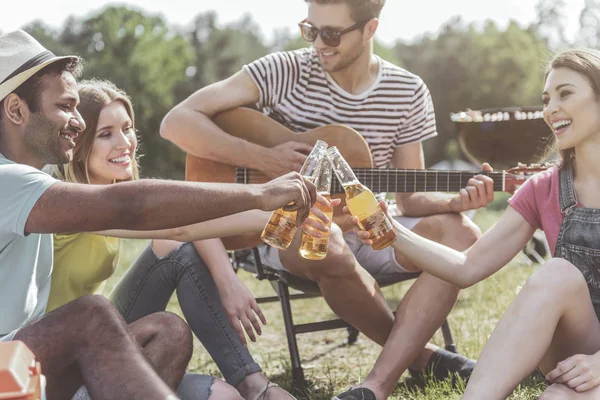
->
<box><xmin>544</xmin><ymin>49</ymin><xmax>600</xmax><ymax>169</ymax></box>
<box><xmin>54</xmin><ymin>79</ymin><xmax>140</xmax><ymax>183</ymax></box>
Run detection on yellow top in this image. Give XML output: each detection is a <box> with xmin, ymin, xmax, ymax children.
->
<box><xmin>46</xmin><ymin>233</ymin><xmax>148</xmax><ymax>312</ymax></box>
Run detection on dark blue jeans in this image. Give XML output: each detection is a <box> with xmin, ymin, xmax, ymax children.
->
<box><xmin>109</xmin><ymin>242</ymin><xmax>262</xmax><ymax>386</ymax></box>
<box><xmin>73</xmin><ymin>375</ymin><xmax>215</xmax><ymax>400</ymax></box>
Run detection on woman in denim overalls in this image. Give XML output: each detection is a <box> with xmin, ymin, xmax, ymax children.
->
<box><xmin>347</xmin><ymin>48</ymin><xmax>600</xmax><ymax>400</ymax></box>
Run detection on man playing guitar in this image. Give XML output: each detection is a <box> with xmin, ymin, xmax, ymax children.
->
<box><xmin>161</xmin><ymin>0</ymin><xmax>494</xmax><ymax>398</ymax></box>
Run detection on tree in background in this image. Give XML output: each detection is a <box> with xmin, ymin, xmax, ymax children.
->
<box><xmin>579</xmin><ymin>0</ymin><xmax>600</xmax><ymax>48</ymax></box>
<box><xmin>534</xmin><ymin>0</ymin><xmax>568</xmax><ymax>48</ymax></box>
<box><xmin>16</xmin><ymin>2</ymin><xmax>599</xmax><ymax>178</ymax></box>
<box><xmin>394</xmin><ymin>17</ymin><xmax>548</xmax><ymax>165</ymax></box>
<box><xmin>186</xmin><ymin>12</ymin><xmax>268</xmax><ymax>90</ymax></box>
<box><xmin>62</xmin><ymin>7</ymin><xmax>194</xmax><ymax>178</ymax></box>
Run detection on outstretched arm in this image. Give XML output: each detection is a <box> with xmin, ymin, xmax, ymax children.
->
<box><xmin>395</xmin><ymin>206</ymin><xmax>534</xmax><ymax>287</ymax></box>
<box><xmin>353</xmin><ymin>204</ymin><xmax>535</xmax><ymax>288</ymax></box>
<box><xmin>25</xmin><ymin>173</ymin><xmax>316</xmax><ymax>234</ymax></box>
<box><xmin>97</xmin><ymin>194</ymin><xmax>336</xmax><ymax>241</ymax></box>
<box><xmin>98</xmin><ymin>210</ymin><xmax>270</xmax><ymax>241</ymax></box>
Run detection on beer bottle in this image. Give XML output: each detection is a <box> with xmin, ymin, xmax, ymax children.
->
<box><xmin>327</xmin><ymin>146</ymin><xmax>396</xmax><ymax>250</ymax></box>
<box><xmin>260</xmin><ymin>140</ymin><xmax>328</xmax><ymax>250</ymax></box>
<box><xmin>299</xmin><ymin>158</ymin><xmax>334</xmax><ymax>260</ymax></box>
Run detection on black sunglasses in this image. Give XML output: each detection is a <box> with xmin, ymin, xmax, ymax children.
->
<box><xmin>298</xmin><ymin>19</ymin><xmax>370</xmax><ymax>47</ymax></box>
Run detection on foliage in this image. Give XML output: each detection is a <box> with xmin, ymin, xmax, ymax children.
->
<box><xmin>394</xmin><ymin>17</ymin><xmax>549</xmax><ymax>165</ymax></box>
<box><xmin>533</xmin><ymin>0</ymin><xmax>568</xmax><ymax>48</ymax></box>
<box><xmin>25</xmin><ymin>7</ymin><xmax>194</xmax><ymax>178</ymax></box>
<box><xmin>16</xmin><ymin>2</ymin><xmax>600</xmax><ymax>177</ymax></box>
<box><xmin>578</xmin><ymin>0</ymin><xmax>600</xmax><ymax>48</ymax></box>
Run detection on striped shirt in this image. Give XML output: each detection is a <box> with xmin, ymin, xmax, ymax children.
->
<box><xmin>243</xmin><ymin>47</ymin><xmax>437</xmax><ymax>169</ymax></box>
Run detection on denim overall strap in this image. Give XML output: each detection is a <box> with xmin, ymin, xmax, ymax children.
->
<box><xmin>558</xmin><ymin>165</ymin><xmax>578</xmax><ymax>215</ymax></box>
<box><xmin>555</xmin><ymin>163</ymin><xmax>600</xmax><ymax>320</ymax></box>
<box><xmin>555</xmin><ymin>165</ymin><xmax>576</xmax><ymax>257</ymax></box>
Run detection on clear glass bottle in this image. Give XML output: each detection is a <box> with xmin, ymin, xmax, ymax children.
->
<box><xmin>260</xmin><ymin>140</ymin><xmax>328</xmax><ymax>250</ymax></box>
<box><xmin>327</xmin><ymin>146</ymin><xmax>396</xmax><ymax>250</ymax></box>
<box><xmin>299</xmin><ymin>158</ymin><xmax>334</xmax><ymax>260</ymax></box>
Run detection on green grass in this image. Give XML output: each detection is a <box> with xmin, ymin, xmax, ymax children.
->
<box><xmin>106</xmin><ymin>209</ymin><xmax>547</xmax><ymax>399</ymax></box>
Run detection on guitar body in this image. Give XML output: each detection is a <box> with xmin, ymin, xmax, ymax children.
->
<box><xmin>186</xmin><ymin>107</ymin><xmax>373</xmax><ymax>183</ymax></box>
<box><xmin>185</xmin><ymin>107</ymin><xmax>373</xmax><ymax>250</ymax></box>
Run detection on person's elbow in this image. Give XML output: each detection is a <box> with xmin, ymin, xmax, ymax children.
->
<box><xmin>455</xmin><ymin>278</ymin><xmax>474</xmax><ymax>290</ymax></box>
<box><xmin>455</xmin><ymin>266</ymin><xmax>481</xmax><ymax>289</ymax></box>
<box><xmin>160</xmin><ymin>108</ymin><xmax>178</xmax><ymax>142</ymax></box>
<box><xmin>169</xmin><ymin>225</ymin><xmax>192</xmax><ymax>242</ymax></box>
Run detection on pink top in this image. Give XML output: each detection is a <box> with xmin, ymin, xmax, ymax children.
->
<box><xmin>508</xmin><ymin>167</ymin><xmax>583</xmax><ymax>256</ymax></box>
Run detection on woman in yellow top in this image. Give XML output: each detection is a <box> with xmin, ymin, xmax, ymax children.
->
<box><xmin>49</xmin><ymin>79</ymin><xmax>326</xmax><ymax>400</ymax></box>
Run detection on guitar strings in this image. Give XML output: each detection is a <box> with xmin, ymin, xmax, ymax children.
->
<box><xmin>235</xmin><ymin>169</ymin><xmax>508</xmax><ymax>191</ymax></box>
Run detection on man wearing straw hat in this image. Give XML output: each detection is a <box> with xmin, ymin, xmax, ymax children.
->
<box><xmin>0</xmin><ymin>30</ymin><xmax>317</xmax><ymax>400</ymax></box>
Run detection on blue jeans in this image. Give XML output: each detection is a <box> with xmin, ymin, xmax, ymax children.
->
<box><xmin>110</xmin><ymin>242</ymin><xmax>262</xmax><ymax>386</ymax></box>
<box><xmin>74</xmin><ymin>242</ymin><xmax>260</xmax><ymax>400</ymax></box>
<box><xmin>73</xmin><ymin>375</ymin><xmax>215</xmax><ymax>400</ymax></box>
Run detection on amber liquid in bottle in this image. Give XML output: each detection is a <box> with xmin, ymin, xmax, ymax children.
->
<box><xmin>260</xmin><ymin>140</ymin><xmax>326</xmax><ymax>251</ymax></box>
<box><xmin>299</xmin><ymin>193</ymin><xmax>333</xmax><ymax>260</ymax></box>
<box><xmin>261</xmin><ymin>175</ymin><xmax>317</xmax><ymax>250</ymax></box>
<box><xmin>343</xmin><ymin>183</ymin><xmax>396</xmax><ymax>250</ymax></box>
<box><xmin>260</xmin><ymin>208</ymin><xmax>298</xmax><ymax>251</ymax></box>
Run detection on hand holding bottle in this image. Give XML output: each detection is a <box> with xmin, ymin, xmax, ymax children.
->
<box><xmin>327</xmin><ymin>146</ymin><xmax>396</xmax><ymax>250</ymax></box>
<box><xmin>256</xmin><ymin>172</ymin><xmax>317</xmax><ymax>225</ymax></box>
<box><xmin>342</xmin><ymin>200</ymin><xmax>399</xmax><ymax>247</ymax></box>
<box><xmin>261</xmin><ymin>140</ymin><xmax>328</xmax><ymax>250</ymax></box>
<box><xmin>301</xmin><ymin>196</ymin><xmax>342</xmax><ymax>236</ymax></box>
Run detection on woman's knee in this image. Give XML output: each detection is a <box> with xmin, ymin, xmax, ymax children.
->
<box><xmin>152</xmin><ymin>239</ymin><xmax>183</xmax><ymax>258</ymax></box>
<box><xmin>207</xmin><ymin>380</ymin><xmax>243</xmax><ymax>400</ymax></box>
<box><xmin>539</xmin><ymin>383</ymin><xmax>575</xmax><ymax>400</ymax></box>
<box><xmin>526</xmin><ymin>258</ymin><xmax>586</xmax><ymax>296</ymax></box>
<box><xmin>176</xmin><ymin>375</ymin><xmax>241</xmax><ymax>400</ymax></box>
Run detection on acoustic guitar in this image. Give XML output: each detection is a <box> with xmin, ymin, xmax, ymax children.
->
<box><xmin>185</xmin><ymin>107</ymin><xmax>548</xmax><ymax>249</ymax></box>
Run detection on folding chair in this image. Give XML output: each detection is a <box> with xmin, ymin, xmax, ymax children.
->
<box><xmin>231</xmin><ymin>247</ymin><xmax>458</xmax><ymax>392</ymax></box>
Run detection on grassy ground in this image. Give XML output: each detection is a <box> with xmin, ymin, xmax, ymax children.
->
<box><xmin>106</xmin><ymin>207</ymin><xmax>547</xmax><ymax>399</ymax></box>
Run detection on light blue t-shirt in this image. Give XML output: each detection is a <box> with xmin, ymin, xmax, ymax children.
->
<box><xmin>0</xmin><ymin>153</ymin><xmax>57</xmax><ymax>339</ymax></box>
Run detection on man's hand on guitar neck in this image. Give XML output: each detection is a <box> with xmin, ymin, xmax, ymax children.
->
<box><xmin>259</xmin><ymin>141</ymin><xmax>314</xmax><ymax>179</ymax></box>
<box><xmin>255</xmin><ymin>172</ymin><xmax>318</xmax><ymax>225</ymax></box>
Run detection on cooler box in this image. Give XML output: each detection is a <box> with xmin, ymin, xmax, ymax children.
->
<box><xmin>0</xmin><ymin>341</ymin><xmax>45</xmax><ymax>400</ymax></box>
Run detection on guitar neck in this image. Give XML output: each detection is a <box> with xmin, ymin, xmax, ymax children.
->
<box><xmin>236</xmin><ymin>168</ymin><xmax>507</xmax><ymax>193</ymax></box>
<box><xmin>338</xmin><ymin>169</ymin><xmax>505</xmax><ymax>193</ymax></box>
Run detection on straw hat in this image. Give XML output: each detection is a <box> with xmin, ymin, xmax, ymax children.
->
<box><xmin>0</xmin><ymin>30</ymin><xmax>78</xmax><ymax>101</ymax></box>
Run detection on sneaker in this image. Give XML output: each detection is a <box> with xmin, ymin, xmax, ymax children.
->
<box><xmin>408</xmin><ymin>348</ymin><xmax>476</xmax><ymax>382</ymax></box>
<box><xmin>332</xmin><ymin>387</ymin><xmax>377</xmax><ymax>400</ymax></box>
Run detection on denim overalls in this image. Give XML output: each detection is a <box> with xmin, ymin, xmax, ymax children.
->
<box><xmin>555</xmin><ymin>164</ymin><xmax>600</xmax><ymax>319</ymax></box>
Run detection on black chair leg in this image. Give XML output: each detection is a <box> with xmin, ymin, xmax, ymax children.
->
<box><xmin>441</xmin><ymin>319</ymin><xmax>457</xmax><ymax>353</ymax></box>
<box><xmin>347</xmin><ymin>326</ymin><xmax>359</xmax><ymax>345</ymax></box>
<box><xmin>277</xmin><ymin>281</ymin><xmax>307</xmax><ymax>392</ymax></box>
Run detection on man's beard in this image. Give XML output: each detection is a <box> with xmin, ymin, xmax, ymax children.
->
<box><xmin>23</xmin><ymin>112</ymin><xmax>71</xmax><ymax>165</ymax></box>
<box><xmin>322</xmin><ymin>43</ymin><xmax>365</xmax><ymax>73</ymax></box>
